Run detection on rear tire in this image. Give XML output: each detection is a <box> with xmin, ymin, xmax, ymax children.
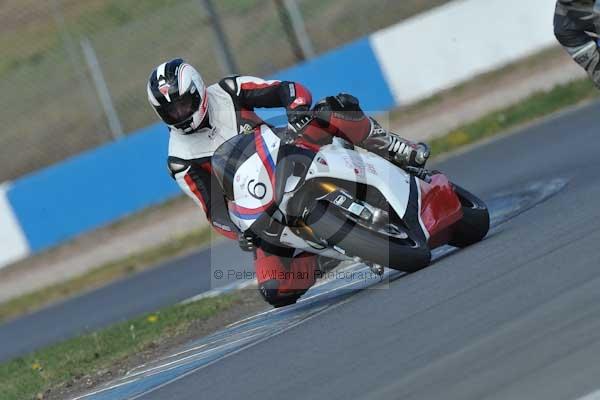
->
<box><xmin>449</xmin><ymin>184</ymin><xmax>490</xmax><ymax>248</ymax></box>
<box><xmin>305</xmin><ymin>202</ymin><xmax>431</xmax><ymax>273</ymax></box>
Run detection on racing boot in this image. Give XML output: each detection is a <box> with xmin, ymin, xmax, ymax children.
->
<box><xmin>317</xmin><ymin>255</ymin><xmax>344</xmax><ymax>274</ymax></box>
<box><xmin>360</xmin><ymin>118</ymin><xmax>430</xmax><ymax>168</ymax></box>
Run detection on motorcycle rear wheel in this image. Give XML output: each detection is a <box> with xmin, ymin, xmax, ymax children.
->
<box><xmin>449</xmin><ymin>184</ymin><xmax>490</xmax><ymax>248</ymax></box>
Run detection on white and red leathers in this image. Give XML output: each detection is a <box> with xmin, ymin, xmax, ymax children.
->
<box><xmin>165</xmin><ymin>74</ymin><xmax>322</xmax><ymax>306</ymax></box>
<box><xmin>153</xmin><ymin>62</ymin><xmax>429</xmax><ymax>306</ymax></box>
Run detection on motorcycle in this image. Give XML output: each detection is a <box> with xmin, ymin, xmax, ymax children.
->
<box><xmin>212</xmin><ymin>123</ymin><xmax>489</xmax><ymax>291</ymax></box>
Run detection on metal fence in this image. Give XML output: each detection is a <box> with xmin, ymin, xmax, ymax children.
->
<box><xmin>0</xmin><ymin>0</ymin><xmax>450</xmax><ymax>182</ymax></box>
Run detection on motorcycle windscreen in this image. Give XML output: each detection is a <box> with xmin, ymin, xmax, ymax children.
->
<box><xmin>212</xmin><ymin>134</ymin><xmax>257</xmax><ymax>201</ymax></box>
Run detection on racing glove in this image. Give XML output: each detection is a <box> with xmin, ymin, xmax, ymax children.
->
<box><xmin>239</xmin><ymin>233</ymin><xmax>259</xmax><ymax>252</ymax></box>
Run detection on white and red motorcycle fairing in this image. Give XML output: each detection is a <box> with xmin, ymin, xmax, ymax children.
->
<box><xmin>213</xmin><ymin>125</ymin><xmax>489</xmax><ymax>272</ymax></box>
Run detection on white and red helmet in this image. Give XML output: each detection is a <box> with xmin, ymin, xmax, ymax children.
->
<box><xmin>147</xmin><ymin>58</ymin><xmax>208</xmax><ymax>134</ymax></box>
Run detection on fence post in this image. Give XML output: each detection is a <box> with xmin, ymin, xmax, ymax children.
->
<box><xmin>81</xmin><ymin>38</ymin><xmax>124</xmax><ymax>140</ymax></box>
<box><xmin>275</xmin><ymin>0</ymin><xmax>316</xmax><ymax>61</ymax></box>
<box><xmin>199</xmin><ymin>0</ymin><xmax>239</xmax><ymax>76</ymax></box>
<box><xmin>50</xmin><ymin>0</ymin><xmax>112</xmax><ymax>140</ymax></box>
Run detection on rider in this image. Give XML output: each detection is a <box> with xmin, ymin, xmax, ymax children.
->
<box><xmin>555</xmin><ymin>0</ymin><xmax>600</xmax><ymax>88</ymax></box>
<box><xmin>147</xmin><ymin>58</ymin><xmax>430</xmax><ymax>307</ymax></box>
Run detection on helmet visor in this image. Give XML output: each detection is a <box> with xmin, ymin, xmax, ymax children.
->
<box><xmin>155</xmin><ymin>88</ymin><xmax>201</xmax><ymax>125</ymax></box>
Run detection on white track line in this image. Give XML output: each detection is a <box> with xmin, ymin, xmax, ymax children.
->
<box><xmin>126</xmin><ymin>298</ymin><xmax>354</xmax><ymax>400</ymax></box>
<box><xmin>577</xmin><ymin>390</ymin><xmax>600</xmax><ymax>400</ymax></box>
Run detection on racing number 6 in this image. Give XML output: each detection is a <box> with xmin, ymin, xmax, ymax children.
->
<box><xmin>247</xmin><ymin>179</ymin><xmax>267</xmax><ymax>200</ymax></box>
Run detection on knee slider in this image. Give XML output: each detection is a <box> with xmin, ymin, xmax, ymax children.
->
<box><xmin>258</xmin><ymin>280</ymin><xmax>304</xmax><ymax>307</ymax></box>
<box><xmin>258</xmin><ymin>280</ymin><xmax>281</xmax><ymax>304</ymax></box>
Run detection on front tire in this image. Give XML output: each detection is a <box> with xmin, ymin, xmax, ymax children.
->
<box><xmin>449</xmin><ymin>184</ymin><xmax>490</xmax><ymax>248</ymax></box>
<box><xmin>305</xmin><ymin>202</ymin><xmax>431</xmax><ymax>273</ymax></box>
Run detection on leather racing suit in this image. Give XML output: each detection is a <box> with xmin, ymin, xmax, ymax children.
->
<box><xmin>167</xmin><ymin>75</ymin><xmax>322</xmax><ymax>307</ymax></box>
<box><xmin>555</xmin><ymin>0</ymin><xmax>600</xmax><ymax>88</ymax></box>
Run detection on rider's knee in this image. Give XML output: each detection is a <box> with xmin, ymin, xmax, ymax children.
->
<box><xmin>258</xmin><ymin>280</ymin><xmax>307</xmax><ymax>307</ymax></box>
<box><xmin>255</xmin><ymin>250</ymin><xmax>317</xmax><ymax>307</ymax></box>
<box><xmin>313</xmin><ymin>93</ymin><xmax>371</xmax><ymax>144</ymax></box>
<box><xmin>554</xmin><ymin>9</ymin><xmax>593</xmax><ymax>48</ymax></box>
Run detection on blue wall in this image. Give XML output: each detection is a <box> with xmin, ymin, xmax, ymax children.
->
<box><xmin>271</xmin><ymin>38</ymin><xmax>395</xmax><ymax>112</ymax></box>
<box><xmin>6</xmin><ymin>36</ymin><xmax>396</xmax><ymax>254</ymax></box>
<box><xmin>8</xmin><ymin>124</ymin><xmax>180</xmax><ymax>252</ymax></box>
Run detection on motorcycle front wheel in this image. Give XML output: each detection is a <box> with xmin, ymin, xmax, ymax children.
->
<box><xmin>305</xmin><ymin>202</ymin><xmax>431</xmax><ymax>273</ymax></box>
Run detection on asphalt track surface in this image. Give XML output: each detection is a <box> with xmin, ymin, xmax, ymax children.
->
<box><xmin>5</xmin><ymin>99</ymin><xmax>600</xmax><ymax>399</ymax></box>
<box><xmin>75</xmin><ymin>99</ymin><xmax>600</xmax><ymax>400</ymax></box>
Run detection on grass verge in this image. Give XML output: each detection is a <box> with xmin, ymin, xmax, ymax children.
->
<box><xmin>0</xmin><ymin>227</ymin><xmax>213</xmax><ymax>323</ymax></box>
<box><xmin>0</xmin><ymin>292</ymin><xmax>243</xmax><ymax>400</ymax></box>
<box><xmin>429</xmin><ymin>78</ymin><xmax>599</xmax><ymax>155</ymax></box>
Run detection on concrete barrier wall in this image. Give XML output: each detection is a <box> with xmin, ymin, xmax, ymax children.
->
<box><xmin>0</xmin><ymin>0</ymin><xmax>560</xmax><ymax>267</ymax></box>
<box><xmin>0</xmin><ymin>184</ymin><xmax>30</xmax><ymax>266</ymax></box>
<box><xmin>6</xmin><ymin>124</ymin><xmax>178</xmax><ymax>254</ymax></box>
<box><xmin>370</xmin><ymin>0</ymin><xmax>556</xmax><ymax>104</ymax></box>
<box><xmin>271</xmin><ymin>37</ymin><xmax>396</xmax><ymax>111</ymax></box>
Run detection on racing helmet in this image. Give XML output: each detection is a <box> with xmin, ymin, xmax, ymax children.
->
<box><xmin>147</xmin><ymin>58</ymin><xmax>208</xmax><ymax>134</ymax></box>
